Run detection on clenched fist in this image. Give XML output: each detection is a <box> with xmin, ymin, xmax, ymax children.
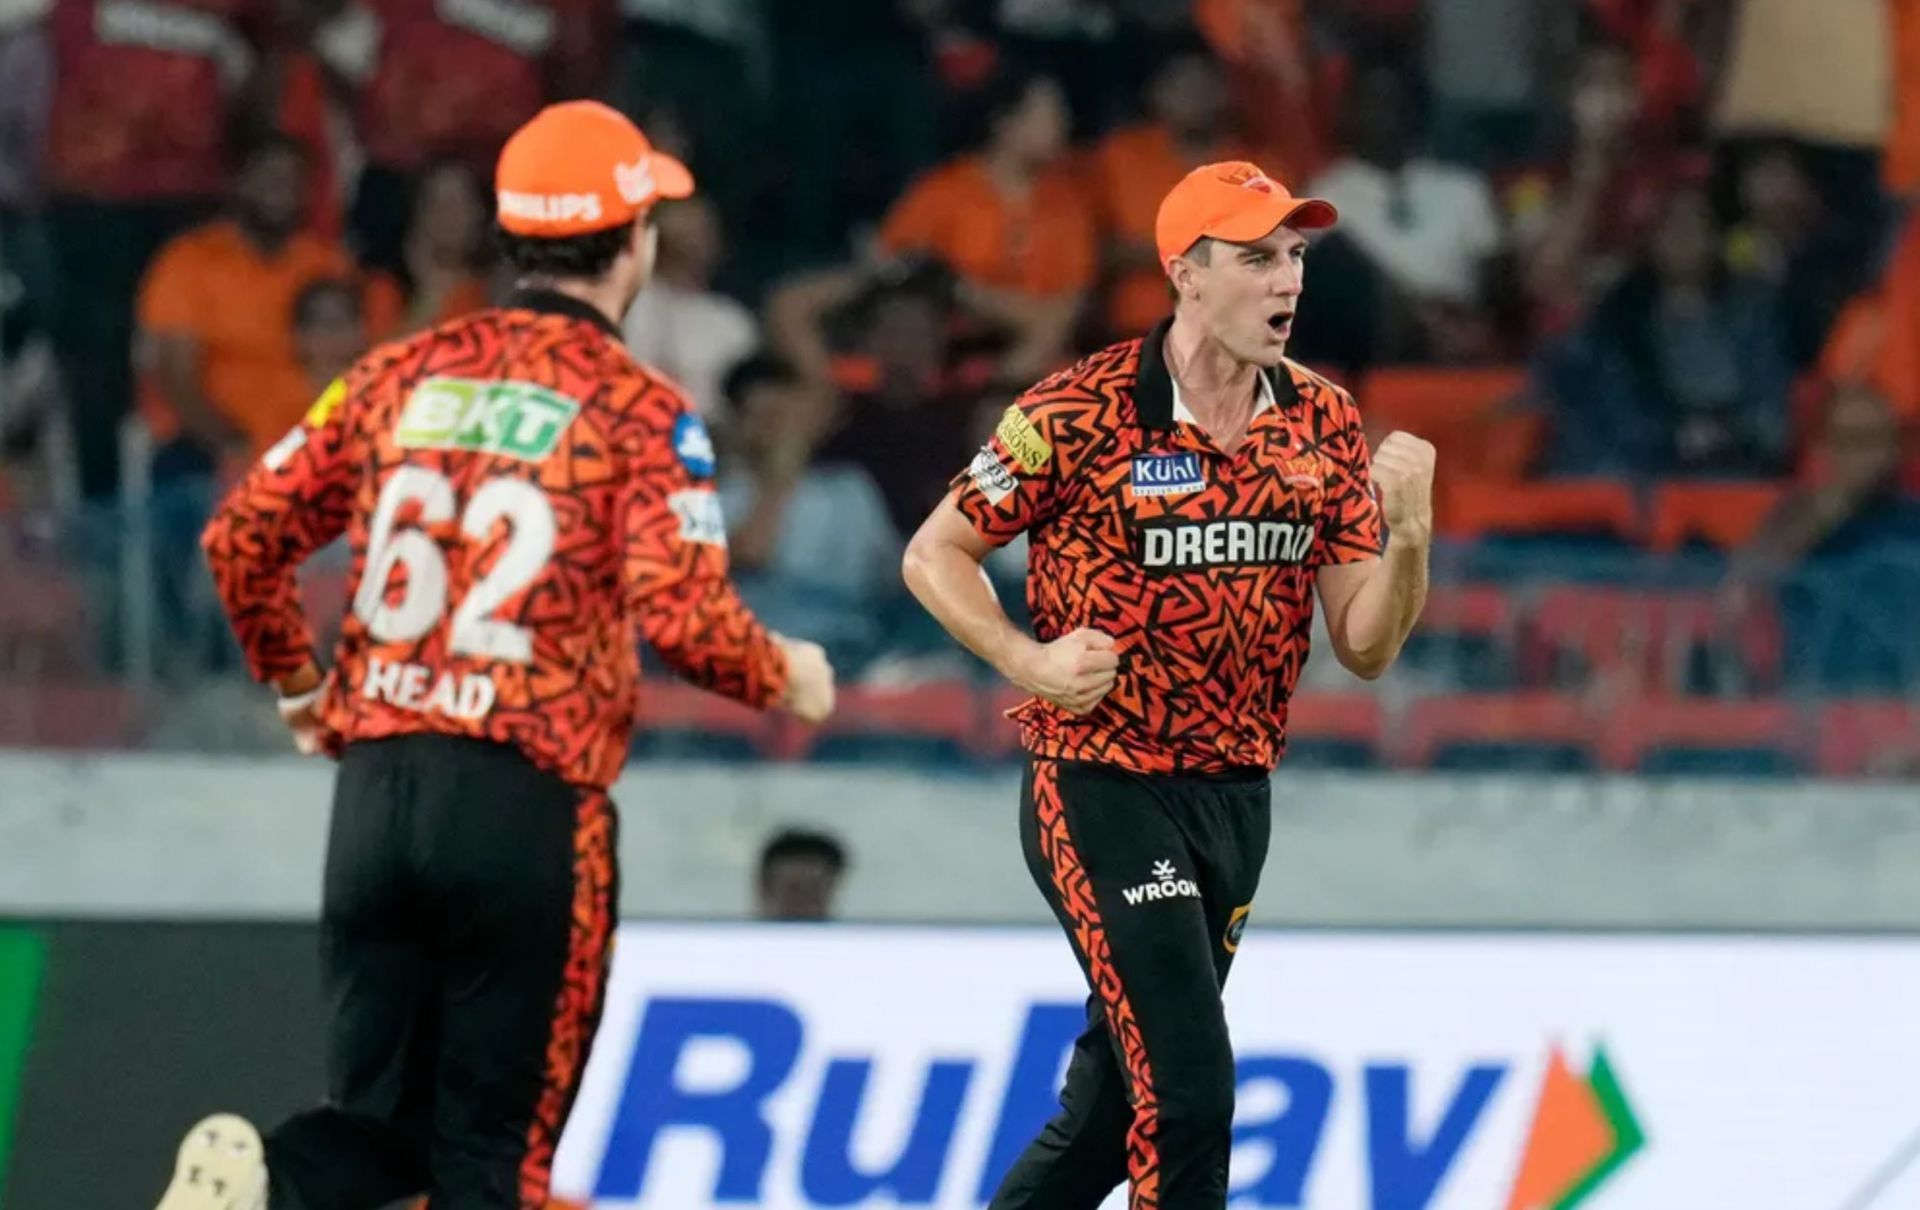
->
<box><xmin>1013</xmin><ymin>627</ymin><xmax>1119</xmax><ymax>716</ymax></box>
<box><xmin>774</xmin><ymin>634</ymin><xmax>837</xmax><ymax>724</ymax></box>
<box><xmin>1371</xmin><ymin>431</ymin><xmax>1436</xmax><ymax>539</ymax></box>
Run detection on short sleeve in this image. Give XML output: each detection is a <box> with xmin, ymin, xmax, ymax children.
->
<box><xmin>1311</xmin><ymin>389</ymin><xmax>1386</xmax><ymax>567</ymax></box>
<box><xmin>949</xmin><ymin>392</ymin><xmax>1073</xmax><ymax>547</ymax></box>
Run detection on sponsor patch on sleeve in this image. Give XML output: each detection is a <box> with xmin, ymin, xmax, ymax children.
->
<box><xmin>305</xmin><ymin>377</ymin><xmax>346</xmax><ymax>427</ymax></box>
<box><xmin>994</xmin><ymin>405</ymin><xmax>1052</xmax><ymax>473</ymax></box>
<box><xmin>262</xmin><ymin>426</ymin><xmax>307</xmax><ymax>471</ymax></box>
<box><xmin>667</xmin><ymin>488</ymin><xmax>727</xmax><ymax>546</ymax></box>
<box><xmin>967</xmin><ymin>447</ymin><xmax>1019</xmax><ymax>506</ymax></box>
<box><xmin>673</xmin><ymin>411</ymin><xmax>717</xmax><ymax>479</ymax></box>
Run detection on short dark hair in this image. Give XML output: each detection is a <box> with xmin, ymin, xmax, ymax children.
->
<box><xmin>292</xmin><ymin>276</ymin><xmax>363</xmax><ymax>327</ymax></box>
<box><xmin>758</xmin><ymin>828</ymin><xmax>848</xmax><ymax>884</ymax></box>
<box><xmin>723</xmin><ymin>354</ymin><xmax>799</xmax><ymax>407</ymax></box>
<box><xmin>1182</xmin><ymin>238</ymin><xmax>1216</xmax><ymax>266</ymax></box>
<box><xmin>961</xmin><ymin>64</ymin><xmax>1061</xmax><ymax>151</ymax></box>
<box><xmin>496</xmin><ymin>221</ymin><xmax>636</xmax><ymax>282</ymax></box>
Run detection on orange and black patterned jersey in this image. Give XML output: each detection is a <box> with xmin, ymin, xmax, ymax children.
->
<box><xmin>953</xmin><ymin>320</ymin><xmax>1385</xmax><ymax>774</ymax></box>
<box><xmin>202</xmin><ymin>291</ymin><xmax>788</xmax><ymax>790</ymax></box>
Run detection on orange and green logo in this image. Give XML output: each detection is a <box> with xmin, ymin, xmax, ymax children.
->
<box><xmin>1504</xmin><ymin>1044</ymin><xmax>1645</xmax><ymax>1210</ymax></box>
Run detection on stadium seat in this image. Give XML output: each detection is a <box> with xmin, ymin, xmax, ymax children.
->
<box><xmin>632</xmin><ymin>679</ymin><xmax>774</xmax><ymax>761</ymax></box>
<box><xmin>1647</xmin><ymin>481</ymin><xmax>1784</xmax><ymax>553</ymax></box>
<box><xmin>1284</xmin><ymin>691</ymin><xmax>1384</xmax><ymax>768</ymax></box>
<box><xmin>1521</xmin><ymin>586</ymin><xmax>1782</xmax><ymax>694</ymax></box>
<box><xmin>1440</xmin><ymin>479</ymin><xmax>1640</xmax><ymax>543</ymax></box>
<box><xmin>1400</xmin><ymin>693</ymin><xmax>1598</xmax><ymax>772</ymax></box>
<box><xmin>1395</xmin><ymin>583</ymin><xmax>1521</xmax><ymax>689</ymax></box>
<box><xmin>1355</xmin><ymin>366</ymin><xmax>1531</xmax><ymax>456</ymax></box>
<box><xmin>1605</xmin><ymin>697</ymin><xmax>1803</xmax><ymax>776</ymax></box>
<box><xmin>803</xmin><ymin>681</ymin><xmax>979</xmax><ymax>764</ymax></box>
<box><xmin>1815</xmin><ymin>699</ymin><xmax>1920</xmax><ymax>778</ymax></box>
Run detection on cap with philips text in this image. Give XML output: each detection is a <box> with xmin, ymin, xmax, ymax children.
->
<box><xmin>495</xmin><ymin>101</ymin><xmax>694</xmax><ymax>238</ymax></box>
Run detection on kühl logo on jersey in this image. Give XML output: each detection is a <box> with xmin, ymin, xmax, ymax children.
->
<box><xmin>1131</xmin><ymin>452</ymin><xmax>1206</xmax><ymax>497</ymax></box>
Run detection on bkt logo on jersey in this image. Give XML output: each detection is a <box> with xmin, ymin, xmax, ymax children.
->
<box><xmin>1135</xmin><ymin>516</ymin><xmax>1315</xmax><ymax>574</ymax></box>
<box><xmin>583</xmin><ymin>997</ymin><xmax>1643</xmax><ymax>1208</ymax></box>
<box><xmin>1131</xmin><ymin>452</ymin><xmax>1206</xmax><ymax>498</ymax></box>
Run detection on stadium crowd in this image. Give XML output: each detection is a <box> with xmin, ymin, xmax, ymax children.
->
<box><xmin>1</xmin><ymin>0</ymin><xmax>1918</xmax><ymax>773</ymax></box>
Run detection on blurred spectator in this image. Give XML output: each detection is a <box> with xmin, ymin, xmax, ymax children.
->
<box><xmin>1090</xmin><ymin>37</ymin><xmax>1249</xmax><ymax>338</ymax></box>
<box><xmin>1591</xmin><ymin>0</ymin><xmax>1727</xmax><ymax>142</ymax></box>
<box><xmin>135</xmin><ymin>132</ymin><xmax>351</xmax><ymax>476</ymax></box>
<box><xmin>44</xmin><ymin>0</ymin><xmax>251</xmax><ymax>502</ymax></box>
<box><xmin>291</xmin><ymin>276</ymin><xmax>368</xmax><ymax>392</ymax></box>
<box><xmin>718</xmin><ymin>356</ymin><xmax>899</xmax><ymax>665</ymax></box>
<box><xmin>611</xmin><ymin>0</ymin><xmax>766</xmax><ymax>233</ymax></box>
<box><xmin>769</xmin><ymin>261</ymin><xmax>985</xmax><ymax>540</ymax></box>
<box><xmin>769</xmin><ymin>0</ymin><xmax>939</xmax><ymax>266</ymax></box>
<box><xmin>1723</xmin><ymin>141</ymin><xmax>1863</xmax><ymax>370</ymax></box>
<box><xmin>1815</xmin><ymin>210</ymin><xmax>1920</xmax><ymax>494</ymax></box>
<box><xmin>242</xmin><ymin>0</ymin><xmax>356</xmax><ymax>242</ymax></box>
<box><xmin>879</xmin><ymin>67</ymin><xmax>1093</xmax><ymax>380</ymax></box>
<box><xmin>1732</xmin><ymin>385</ymin><xmax>1909</xmax><ymax>584</ymax></box>
<box><xmin>1301</xmin><ymin>63</ymin><xmax>1505</xmax><ymax>367</ymax></box>
<box><xmin>991</xmin><ymin>0</ymin><xmax>1124</xmax><ymax>136</ymax></box>
<box><xmin>329</xmin><ymin>0</ymin><xmax>611</xmax><ymax>272</ymax></box>
<box><xmin>362</xmin><ymin>160</ymin><xmax>491</xmax><ymax>341</ymax></box>
<box><xmin>755</xmin><ymin>827</ymin><xmax>848</xmax><ymax>921</ymax></box>
<box><xmin>1512</xmin><ymin>40</ymin><xmax>1705</xmax><ymax>336</ymax></box>
<box><xmin>1543</xmin><ymin>186</ymin><xmax>1790</xmax><ymax>477</ymax></box>
<box><xmin>622</xmin><ymin>197</ymin><xmax>759</xmax><ymax>420</ymax></box>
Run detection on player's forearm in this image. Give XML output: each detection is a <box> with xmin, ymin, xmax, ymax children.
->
<box><xmin>200</xmin><ymin>499</ymin><xmax>320</xmax><ymax>682</ymax></box>
<box><xmin>901</xmin><ymin>534</ymin><xmax>1039</xmax><ymax>687</ymax></box>
<box><xmin>1335</xmin><ymin>532</ymin><xmax>1430</xmax><ymax>680</ymax></box>
<box><xmin>639</xmin><ymin>578</ymin><xmax>790</xmax><ymax>709</ymax></box>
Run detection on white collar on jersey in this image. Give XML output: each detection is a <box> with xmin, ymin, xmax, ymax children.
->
<box><xmin>1170</xmin><ymin>369</ymin><xmax>1279</xmax><ymax>425</ymax></box>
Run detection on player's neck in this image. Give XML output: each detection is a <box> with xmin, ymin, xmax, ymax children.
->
<box><xmin>1164</xmin><ymin>312</ymin><xmax>1263</xmax><ymax>417</ymax></box>
<box><xmin>515</xmin><ymin>276</ymin><xmax>628</xmax><ymax>330</ymax></box>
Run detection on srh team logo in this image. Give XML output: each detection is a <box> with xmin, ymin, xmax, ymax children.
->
<box><xmin>1505</xmin><ymin>1044</ymin><xmax>1645</xmax><ymax>1210</ymax></box>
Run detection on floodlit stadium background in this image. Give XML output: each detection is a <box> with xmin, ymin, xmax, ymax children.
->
<box><xmin>4</xmin><ymin>0</ymin><xmax>1920</xmax><ymax>1206</ymax></box>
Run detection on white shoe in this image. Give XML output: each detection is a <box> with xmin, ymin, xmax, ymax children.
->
<box><xmin>155</xmin><ymin>1114</ymin><xmax>269</xmax><ymax>1210</ymax></box>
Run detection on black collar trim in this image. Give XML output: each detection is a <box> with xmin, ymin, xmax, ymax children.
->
<box><xmin>508</xmin><ymin>288</ymin><xmax>622</xmax><ymax>339</ymax></box>
<box><xmin>1134</xmin><ymin>317</ymin><xmax>1300</xmax><ymax>430</ymax></box>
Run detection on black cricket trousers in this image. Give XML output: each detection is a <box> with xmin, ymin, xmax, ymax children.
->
<box><xmin>992</xmin><ymin>757</ymin><xmax>1271</xmax><ymax>1210</ymax></box>
<box><xmin>265</xmin><ymin>734</ymin><xmax>618</xmax><ymax>1209</ymax></box>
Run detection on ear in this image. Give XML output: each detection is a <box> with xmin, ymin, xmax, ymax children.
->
<box><xmin>1166</xmin><ymin>256</ymin><xmax>1196</xmax><ymax>301</ymax></box>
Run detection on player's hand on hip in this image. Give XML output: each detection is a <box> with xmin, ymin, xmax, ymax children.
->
<box><xmin>276</xmin><ymin>671</ymin><xmax>339</xmax><ymax>758</ymax></box>
<box><xmin>1019</xmin><ymin>628</ymin><xmax>1119</xmax><ymax>716</ymax></box>
<box><xmin>1372</xmin><ymin>431</ymin><xmax>1436</xmax><ymax>538</ymax></box>
<box><xmin>774</xmin><ymin>634</ymin><xmax>837</xmax><ymax>724</ymax></box>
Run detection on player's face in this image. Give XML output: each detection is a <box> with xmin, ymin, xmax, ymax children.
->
<box><xmin>1182</xmin><ymin>226</ymin><xmax>1309</xmax><ymax>368</ymax></box>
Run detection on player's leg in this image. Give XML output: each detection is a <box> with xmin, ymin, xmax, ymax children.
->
<box><xmin>1183</xmin><ymin>773</ymin><xmax>1272</xmax><ymax>990</ymax></box>
<box><xmin>993</xmin><ymin>759</ymin><xmax>1236</xmax><ymax>1210</ymax></box>
<box><xmin>262</xmin><ymin>739</ymin><xmax>436</xmax><ymax>1208</ymax></box>
<box><xmin>418</xmin><ymin>740</ymin><xmax>618</xmax><ymax>1207</ymax></box>
<box><xmin>988</xmin><ymin>994</ymin><xmax>1132</xmax><ymax>1208</ymax></box>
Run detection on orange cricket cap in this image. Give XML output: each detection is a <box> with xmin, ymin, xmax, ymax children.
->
<box><xmin>495</xmin><ymin>101</ymin><xmax>694</xmax><ymax>238</ymax></box>
<box><xmin>1154</xmin><ymin>161</ymin><xmax>1338</xmax><ymax>269</ymax></box>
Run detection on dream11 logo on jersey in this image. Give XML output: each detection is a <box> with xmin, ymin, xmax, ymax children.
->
<box><xmin>579</xmin><ymin>998</ymin><xmax>1644</xmax><ymax>1209</ymax></box>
